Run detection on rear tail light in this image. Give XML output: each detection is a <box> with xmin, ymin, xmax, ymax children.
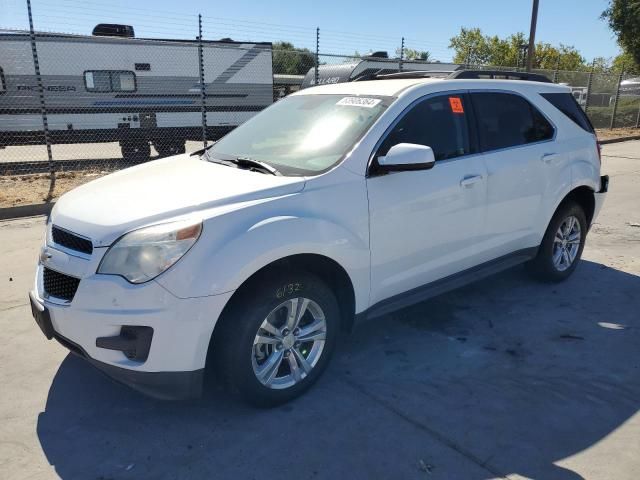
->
<box><xmin>596</xmin><ymin>142</ymin><xmax>602</xmax><ymax>164</ymax></box>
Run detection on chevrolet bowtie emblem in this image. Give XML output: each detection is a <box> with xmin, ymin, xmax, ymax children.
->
<box><xmin>39</xmin><ymin>248</ymin><xmax>52</xmax><ymax>264</ymax></box>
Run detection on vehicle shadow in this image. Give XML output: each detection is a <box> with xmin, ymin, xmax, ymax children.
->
<box><xmin>37</xmin><ymin>260</ymin><xmax>640</xmax><ymax>479</ymax></box>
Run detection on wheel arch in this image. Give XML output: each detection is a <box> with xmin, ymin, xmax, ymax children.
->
<box><xmin>205</xmin><ymin>253</ymin><xmax>357</xmax><ymax>374</ymax></box>
<box><xmin>558</xmin><ymin>184</ymin><xmax>596</xmax><ymax>226</ymax></box>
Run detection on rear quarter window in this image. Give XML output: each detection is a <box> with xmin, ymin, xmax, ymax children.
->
<box><xmin>541</xmin><ymin>92</ymin><xmax>594</xmax><ymax>134</ymax></box>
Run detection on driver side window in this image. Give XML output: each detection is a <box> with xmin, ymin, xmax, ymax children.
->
<box><xmin>377</xmin><ymin>94</ymin><xmax>471</xmax><ymax>161</ymax></box>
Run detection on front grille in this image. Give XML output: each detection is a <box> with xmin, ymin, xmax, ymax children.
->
<box><xmin>43</xmin><ymin>267</ymin><xmax>80</xmax><ymax>302</ymax></box>
<box><xmin>52</xmin><ymin>225</ymin><xmax>93</xmax><ymax>255</ymax></box>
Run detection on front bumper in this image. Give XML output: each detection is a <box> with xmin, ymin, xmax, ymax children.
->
<box><xmin>52</xmin><ymin>328</ymin><xmax>204</xmax><ymax>400</ymax></box>
<box><xmin>31</xmin><ymin>240</ymin><xmax>234</xmax><ymax>399</ymax></box>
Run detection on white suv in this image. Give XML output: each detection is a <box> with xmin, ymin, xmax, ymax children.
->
<box><xmin>29</xmin><ymin>73</ymin><xmax>608</xmax><ymax>405</ymax></box>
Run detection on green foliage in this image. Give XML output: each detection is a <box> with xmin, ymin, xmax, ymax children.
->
<box><xmin>602</xmin><ymin>0</ymin><xmax>640</xmax><ymax>65</ymax></box>
<box><xmin>272</xmin><ymin>42</ymin><xmax>316</xmax><ymax>75</ymax></box>
<box><xmin>588</xmin><ymin>97</ymin><xmax>640</xmax><ymax>128</ymax></box>
<box><xmin>449</xmin><ymin>27</ymin><xmax>586</xmax><ymax>70</ymax></box>
<box><xmin>612</xmin><ymin>51</ymin><xmax>640</xmax><ymax>74</ymax></box>
<box><xmin>396</xmin><ymin>47</ymin><xmax>432</xmax><ymax>61</ymax></box>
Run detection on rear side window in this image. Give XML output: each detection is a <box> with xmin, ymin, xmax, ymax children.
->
<box><xmin>472</xmin><ymin>92</ymin><xmax>554</xmax><ymax>152</ymax></box>
<box><xmin>377</xmin><ymin>94</ymin><xmax>471</xmax><ymax>161</ymax></box>
<box><xmin>541</xmin><ymin>92</ymin><xmax>594</xmax><ymax>133</ymax></box>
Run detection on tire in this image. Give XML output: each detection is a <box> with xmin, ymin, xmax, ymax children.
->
<box><xmin>526</xmin><ymin>200</ymin><xmax>587</xmax><ymax>282</ymax></box>
<box><xmin>214</xmin><ymin>270</ymin><xmax>340</xmax><ymax>407</ymax></box>
<box><xmin>121</xmin><ymin>141</ymin><xmax>151</xmax><ymax>162</ymax></box>
<box><xmin>153</xmin><ymin>141</ymin><xmax>185</xmax><ymax>158</ymax></box>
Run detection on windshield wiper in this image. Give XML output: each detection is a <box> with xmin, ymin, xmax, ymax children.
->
<box><xmin>229</xmin><ymin>156</ymin><xmax>281</xmax><ymax>176</ymax></box>
<box><xmin>204</xmin><ymin>151</ymin><xmax>281</xmax><ymax>176</ymax></box>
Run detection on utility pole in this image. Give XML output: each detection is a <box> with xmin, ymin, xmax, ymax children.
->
<box><xmin>526</xmin><ymin>0</ymin><xmax>539</xmax><ymax>72</ymax></box>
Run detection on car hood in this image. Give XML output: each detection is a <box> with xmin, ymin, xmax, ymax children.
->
<box><xmin>51</xmin><ymin>154</ymin><xmax>306</xmax><ymax>247</ymax></box>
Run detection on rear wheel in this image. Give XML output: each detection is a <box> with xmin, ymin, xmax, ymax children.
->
<box><xmin>214</xmin><ymin>270</ymin><xmax>339</xmax><ymax>407</ymax></box>
<box><xmin>120</xmin><ymin>141</ymin><xmax>150</xmax><ymax>163</ymax></box>
<box><xmin>153</xmin><ymin>141</ymin><xmax>185</xmax><ymax>158</ymax></box>
<box><xmin>527</xmin><ymin>201</ymin><xmax>587</xmax><ymax>282</ymax></box>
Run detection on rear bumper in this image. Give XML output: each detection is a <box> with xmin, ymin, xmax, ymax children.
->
<box><xmin>592</xmin><ymin>175</ymin><xmax>609</xmax><ymax>225</ymax></box>
<box><xmin>53</xmin><ymin>331</ymin><xmax>204</xmax><ymax>400</ymax></box>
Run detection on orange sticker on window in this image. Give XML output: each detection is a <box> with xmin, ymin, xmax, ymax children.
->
<box><xmin>449</xmin><ymin>97</ymin><xmax>464</xmax><ymax>114</ymax></box>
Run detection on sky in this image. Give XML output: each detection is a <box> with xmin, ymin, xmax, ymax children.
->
<box><xmin>1</xmin><ymin>0</ymin><xmax>622</xmax><ymax>62</ymax></box>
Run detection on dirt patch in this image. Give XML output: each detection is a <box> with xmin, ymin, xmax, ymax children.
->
<box><xmin>596</xmin><ymin>127</ymin><xmax>640</xmax><ymax>141</ymax></box>
<box><xmin>0</xmin><ymin>171</ymin><xmax>110</xmax><ymax>208</ymax></box>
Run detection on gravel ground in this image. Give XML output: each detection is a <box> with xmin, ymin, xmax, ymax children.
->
<box><xmin>0</xmin><ymin>141</ymin><xmax>639</xmax><ymax>480</ymax></box>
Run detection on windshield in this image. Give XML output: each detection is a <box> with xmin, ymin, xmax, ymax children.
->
<box><xmin>206</xmin><ymin>94</ymin><xmax>391</xmax><ymax>176</ymax></box>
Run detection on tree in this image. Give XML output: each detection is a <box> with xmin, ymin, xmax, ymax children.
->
<box><xmin>395</xmin><ymin>47</ymin><xmax>432</xmax><ymax>62</ymax></box>
<box><xmin>602</xmin><ymin>0</ymin><xmax>640</xmax><ymax>65</ymax></box>
<box><xmin>272</xmin><ymin>42</ymin><xmax>316</xmax><ymax>75</ymax></box>
<box><xmin>449</xmin><ymin>27</ymin><xmax>587</xmax><ymax>70</ymax></box>
<box><xmin>449</xmin><ymin>27</ymin><xmax>491</xmax><ymax>65</ymax></box>
<box><xmin>612</xmin><ymin>51</ymin><xmax>640</xmax><ymax>74</ymax></box>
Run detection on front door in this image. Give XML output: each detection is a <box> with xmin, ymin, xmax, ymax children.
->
<box><xmin>366</xmin><ymin>93</ymin><xmax>488</xmax><ymax>306</ymax></box>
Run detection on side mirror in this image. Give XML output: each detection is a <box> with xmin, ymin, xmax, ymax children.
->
<box><xmin>377</xmin><ymin>143</ymin><xmax>436</xmax><ymax>172</ymax></box>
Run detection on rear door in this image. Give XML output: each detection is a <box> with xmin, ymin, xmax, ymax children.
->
<box><xmin>470</xmin><ymin>91</ymin><xmax>556</xmax><ymax>261</ymax></box>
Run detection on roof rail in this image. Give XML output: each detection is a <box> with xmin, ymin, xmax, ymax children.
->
<box><xmin>375</xmin><ymin>70</ymin><xmax>453</xmax><ymax>80</ymax></box>
<box><xmin>351</xmin><ymin>69</ymin><xmax>552</xmax><ymax>84</ymax></box>
<box><xmin>447</xmin><ymin>70</ymin><xmax>552</xmax><ymax>83</ymax></box>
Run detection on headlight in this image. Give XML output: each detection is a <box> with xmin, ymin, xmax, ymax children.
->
<box><xmin>98</xmin><ymin>220</ymin><xmax>202</xmax><ymax>284</ymax></box>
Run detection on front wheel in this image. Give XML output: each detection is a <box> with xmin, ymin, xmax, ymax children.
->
<box><xmin>214</xmin><ymin>270</ymin><xmax>340</xmax><ymax>407</ymax></box>
<box><xmin>527</xmin><ymin>201</ymin><xmax>587</xmax><ymax>282</ymax></box>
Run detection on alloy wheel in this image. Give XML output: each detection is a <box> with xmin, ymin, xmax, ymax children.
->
<box><xmin>552</xmin><ymin>215</ymin><xmax>581</xmax><ymax>272</ymax></box>
<box><xmin>251</xmin><ymin>297</ymin><xmax>327</xmax><ymax>389</ymax></box>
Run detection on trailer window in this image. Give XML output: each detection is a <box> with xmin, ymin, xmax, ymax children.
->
<box><xmin>84</xmin><ymin>70</ymin><xmax>136</xmax><ymax>92</ymax></box>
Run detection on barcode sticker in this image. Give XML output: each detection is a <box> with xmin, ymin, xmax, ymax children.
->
<box><xmin>337</xmin><ymin>97</ymin><xmax>381</xmax><ymax>108</ymax></box>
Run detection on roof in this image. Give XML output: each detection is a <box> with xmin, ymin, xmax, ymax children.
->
<box><xmin>293</xmin><ymin>77</ymin><xmax>570</xmax><ymax>98</ymax></box>
<box><xmin>294</xmin><ymin>78</ymin><xmax>443</xmax><ymax>97</ymax></box>
<box><xmin>0</xmin><ymin>30</ymin><xmax>272</xmax><ymax>47</ymax></box>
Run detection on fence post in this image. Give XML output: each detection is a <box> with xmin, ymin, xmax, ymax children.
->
<box><xmin>584</xmin><ymin>60</ymin><xmax>595</xmax><ymax>114</ymax></box>
<box><xmin>314</xmin><ymin>27</ymin><xmax>320</xmax><ymax>86</ymax></box>
<box><xmin>552</xmin><ymin>58</ymin><xmax>559</xmax><ymax>83</ymax></box>
<box><xmin>609</xmin><ymin>65</ymin><xmax>624</xmax><ymax>130</ymax></box>
<box><xmin>26</xmin><ymin>0</ymin><xmax>55</xmax><ymax>200</ymax></box>
<box><xmin>399</xmin><ymin>37</ymin><xmax>405</xmax><ymax>72</ymax></box>
<box><xmin>197</xmin><ymin>14</ymin><xmax>207</xmax><ymax>148</ymax></box>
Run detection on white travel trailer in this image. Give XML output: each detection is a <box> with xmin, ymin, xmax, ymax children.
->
<box><xmin>0</xmin><ymin>27</ymin><xmax>273</xmax><ymax>160</ymax></box>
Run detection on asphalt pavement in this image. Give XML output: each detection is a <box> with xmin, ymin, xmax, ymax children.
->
<box><xmin>1</xmin><ymin>141</ymin><xmax>639</xmax><ymax>480</ymax></box>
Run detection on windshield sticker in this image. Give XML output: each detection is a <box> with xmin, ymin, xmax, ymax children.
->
<box><xmin>449</xmin><ymin>97</ymin><xmax>464</xmax><ymax>114</ymax></box>
<box><xmin>337</xmin><ymin>97</ymin><xmax>382</xmax><ymax>108</ymax></box>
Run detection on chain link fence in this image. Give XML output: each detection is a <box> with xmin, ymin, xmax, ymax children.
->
<box><xmin>1</xmin><ymin>0</ymin><xmax>640</xmax><ymax>208</ymax></box>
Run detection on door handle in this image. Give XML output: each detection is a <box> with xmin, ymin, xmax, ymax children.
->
<box><xmin>460</xmin><ymin>175</ymin><xmax>483</xmax><ymax>188</ymax></box>
<box><xmin>541</xmin><ymin>153</ymin><xmax>558</xmax><ymax>163</ymax></box>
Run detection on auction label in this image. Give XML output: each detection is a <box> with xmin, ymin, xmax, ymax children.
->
<box><xmin>337</xmin><ymin>97</ymin><xmax>382</xmax><ymax>108</ymax></box>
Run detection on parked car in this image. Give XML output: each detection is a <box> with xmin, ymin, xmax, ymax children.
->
<box><xmin>30</xmin><ymin>71</ymin><xmax>608</xmax><ymax>406</ymax></box>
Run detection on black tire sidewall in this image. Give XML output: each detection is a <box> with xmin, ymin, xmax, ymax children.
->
<box><xmin>220</xmin><ymin>270</ymin><xmax>340</xmax><ymax>406</ymax></box>
<box><xmin>535</xmin><ymin>201</ymin><xmax>587</xmax><ymax>281</ymax></box>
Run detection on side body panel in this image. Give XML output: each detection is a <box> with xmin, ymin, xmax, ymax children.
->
<box><xmin>0</xmin><ymin>34</ymin><xmax>273</xmax><ymax>144</ymax></box>
<box><xmin>155</xmin><ymin>166</ymin><xmax>372</xmax><ymax>313</ymax></box>
<box><xmin>366</xmin><ymin>156</ymin><xmax>488</xmax><ymax>305</ymax></box>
